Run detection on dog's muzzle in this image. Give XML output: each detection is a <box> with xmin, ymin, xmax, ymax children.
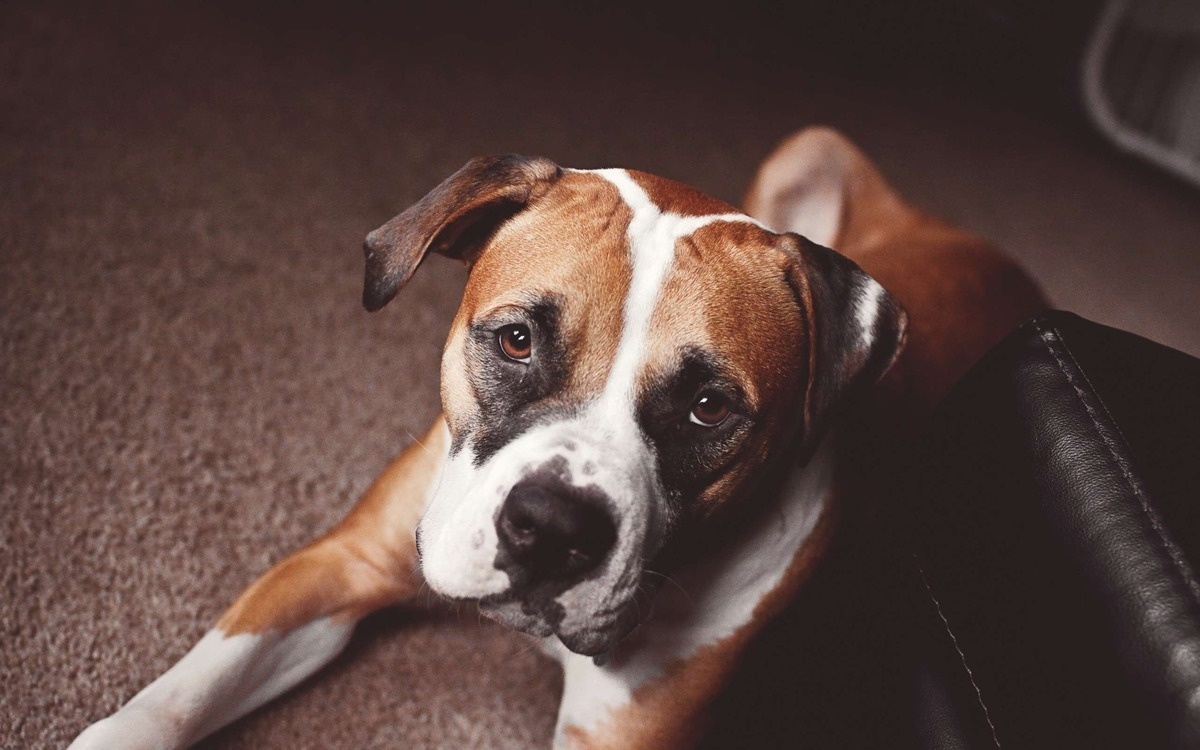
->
<box><xmin>419</xmin><ymin>418</ymin><xmax>663</xmax><ymax>655</ymax></box>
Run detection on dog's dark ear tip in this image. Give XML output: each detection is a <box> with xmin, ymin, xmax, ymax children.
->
<box><xmin>362</xmin><ymin>276</ymin><xmax>397</xmax><ymax>312</ymax></box>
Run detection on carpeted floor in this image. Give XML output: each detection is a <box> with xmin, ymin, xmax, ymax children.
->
<box><xmin>3</xmin><ymin>2</ymin><xmax>1198</xmax><ymax>748</ymax></box>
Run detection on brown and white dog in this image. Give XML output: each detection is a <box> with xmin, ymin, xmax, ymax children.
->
<box><xmin>69</xmin><ymin>127</ymin><xmax>1044</xmax><ymax>749</ymax></box>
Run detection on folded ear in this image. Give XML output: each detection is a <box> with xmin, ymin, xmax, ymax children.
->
<box><xmin>362</xmin><ymin>155</ymin><xmax>562</xmax><ymax>311</ymax></box>
<box><xmin>780</xmin><ymin>233</ymin><xmax>908</xmax><ymax>460</ymax></box>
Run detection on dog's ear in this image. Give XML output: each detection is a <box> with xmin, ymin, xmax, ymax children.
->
<box><xmin>779</xmin><ymin>233</ymin><xmax>908</xmax><ymax>461</ymax></box>
<box><xmin>362</xmin><ymin>155</ymin><xmax>562</xmax><ymax>311</ymax></box>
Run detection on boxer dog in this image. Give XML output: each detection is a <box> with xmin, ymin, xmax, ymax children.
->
<box><xmin>70</xmin><ymin>127</ymin><xmax>1044</xmax><ymax>748</ymax></box>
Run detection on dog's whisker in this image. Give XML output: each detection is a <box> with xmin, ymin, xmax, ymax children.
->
<box><xmin>627</xmin><ymin>587</ymin><xmax>644</xmax><ymax>624</ymax></box>
<box><xmin>417</xmin><ymin>578</ymin><xmax>438</xmax><ymax>607</ymax></box>
<box><xmin>404</xmin><ymin>429</ymin><xmax>437</xmax><ymax>460</ymax></box>
<box><xmin>634</xmin><ymin>583</ymin><xmax>657</xmax><ymax>622</ymax></box>
<box><xmin>512</xmin><ymin>634</ymin><xmax>544</xmax><ymax>660</ymax></box>
<box><xmin>642</xmin><ymin>568</ymin><xmax>692</xmax><ymax>604</ymax></box>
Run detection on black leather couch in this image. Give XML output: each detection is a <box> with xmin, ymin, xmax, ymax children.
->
<box><xmin>910</xmin><ymin>311</ymin><xmax>1200</xmax><ymax>749</ymax></box>
<box><xmin>701</xmin><ymin>311</ymin><xmax>1200</xmax><ymax>749</ymax></box>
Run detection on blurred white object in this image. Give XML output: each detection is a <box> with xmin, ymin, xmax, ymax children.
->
<box><xmin>1084</xmin><ymin>0</ymin><xmax>1200</xmax><ymax>186</ymax></box>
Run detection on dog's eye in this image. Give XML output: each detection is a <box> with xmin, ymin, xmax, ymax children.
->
<box><xmin>497</xmin><ymin>324</ymin><xmax>532</xmax><ymax>363</ymax></box>
<box><xmin>689</xmin><ymin>392</ymin><xmax>730</xmax><ymax>427</ymax></box>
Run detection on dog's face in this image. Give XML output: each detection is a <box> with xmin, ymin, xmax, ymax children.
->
<box><xmin>363</xmin><ymin>157</ymin><xmax>905</xmax><ymax>655</ymax></box>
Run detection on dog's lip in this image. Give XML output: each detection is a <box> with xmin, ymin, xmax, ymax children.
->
<box><xmin>477</xmin><ymin>598</ymin><xmax>556</xmax><ymax>637</ymax></box>
<box><xmin>473</xmin><ymin>594</ymin><xmax>634</xmax><ymax>655</ymax></box>
<box><xmin>554</xmin><ymin>611</ymin><xmax>642</xmax><ymax>656</ymax></box>
<box><xmin>555</xmin><ymin>627</ymin><xmax>617</xmax><ymax>657</ymax></box>
<box><xmin>430</xmin><ymin>565</ymin><xmax>648</xmax><ymax>654</ymax></box>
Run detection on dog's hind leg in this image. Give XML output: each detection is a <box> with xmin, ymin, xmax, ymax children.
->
<box><xmin>68</xmin><ymin>417</ymin><xmax>449</xmax><ymax>750</ymax></box>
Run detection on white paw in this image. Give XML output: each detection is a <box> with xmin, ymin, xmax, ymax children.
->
<box><xmin>68</xmin><ymin>705</ymin><xmax>182</xmax><ymax>750</ymax></box>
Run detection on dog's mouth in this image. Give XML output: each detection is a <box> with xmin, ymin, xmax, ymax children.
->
<box><xmin>476</xmin><ymin>599</ymin><xmax>555</xmax><ymax>638</ymax></box>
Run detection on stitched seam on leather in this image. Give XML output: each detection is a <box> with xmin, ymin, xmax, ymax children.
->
<box><xmin>1033</xmin><ymin>321</ymin><xmax>1200</xmax><ymax>605</ymax></box>
<box><xmin>914</xmin><ymin>554</ymin><xmax>1003</xmax><ymax>749</ymax></box>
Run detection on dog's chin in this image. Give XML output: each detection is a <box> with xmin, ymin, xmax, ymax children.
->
<box><xmin>555</xmin><ymin>626</ymin><xmax>622</xmax><ymax>657</ymax></box>
<box><xmin>478</xmin><ymin>600</ymin><xmax>555</xmax><ymax>638</ymax></box>
<box><xmin>478</xmin><ymin>599</ymin><xmax>636</xmax><ymax>657</ymax></box>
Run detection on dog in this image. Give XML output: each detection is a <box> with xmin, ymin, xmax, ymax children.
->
<box><xmin>69</xmin><ymin>127</ymin><xmax>1044</xmax><ymax>749</ymax></box>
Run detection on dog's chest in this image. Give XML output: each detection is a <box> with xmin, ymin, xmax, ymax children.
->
<box><xmin>546</xmin><ymin>441</ymin><xmax>834</xmax><ymax>733</ymax></box>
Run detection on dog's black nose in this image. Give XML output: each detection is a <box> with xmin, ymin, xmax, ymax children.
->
<box><xmin>496</xmin><ymin>482</ymin><xmax>616</xmax><ymax>583</ymax></box>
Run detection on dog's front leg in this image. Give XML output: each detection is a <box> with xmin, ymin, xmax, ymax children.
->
<box><xmin>68</xmin><ymin>418</ymin><xmax>449</xmax><ymax>749</ymax></box>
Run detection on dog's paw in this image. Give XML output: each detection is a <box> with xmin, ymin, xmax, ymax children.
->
<box><xmin>68</xmin><ymin>705</ymin><xmax>182</xmax><ymax>750</ymax></box>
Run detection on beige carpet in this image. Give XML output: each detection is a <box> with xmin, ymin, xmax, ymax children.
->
<box><xmin>3</xmin><ymin>2</ymin><xmax>1198</xmax><ymax>748</ymax></box>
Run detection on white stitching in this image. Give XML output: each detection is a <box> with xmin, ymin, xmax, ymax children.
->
<box><xmin>1033</xmin><ymin>320</ymin><xmax>1200</xmax><ymax>605</ymax></box>
<box><xmin>913</xmin><ymin>555</ymin><xmax>1003</xmax><ymax>749</ymax></box>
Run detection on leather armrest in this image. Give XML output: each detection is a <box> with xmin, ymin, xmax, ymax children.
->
<box><xmin>910</xmin><ymin>311</ymin><xmax>1200</xmax><ymax>749</ymax></box>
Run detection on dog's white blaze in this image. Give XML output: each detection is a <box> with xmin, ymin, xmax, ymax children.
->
<box><xmin>68</xmin><ymin>619</ymin><xmax>352</xmax><ymax>749</ymax></box>
<box><xmin>551</xmin><ymin>440</ymin><xmax>833</xmax><ymax>739</ymax></box>
<box><xmin>587</xmin><ymin>168</ymin><xmax>672</xmax><ymax>418</ymax></box>
<box><xmin>586</xmin><ymin>169</ymin><xmax>761</xmax><ymax>421</ymax></box>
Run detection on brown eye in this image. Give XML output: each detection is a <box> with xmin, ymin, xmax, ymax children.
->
<box><xmin>689</xmin><ymin>392</ymin><xmax>730</xmax><ymax>427</ymax></box>
<box><xmin>497</xmin><ymin>324</ymin><xmax>532</xmax><ymax>363</ymax></box>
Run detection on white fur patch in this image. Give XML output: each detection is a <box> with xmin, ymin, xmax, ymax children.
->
<box><xmin>69</xmin><ymin>619</ymin><xmax>353</xmax><ymax>749</ymax></box>
<box><xmin>418</xmin><ymin>444</ymin><xmax>511</xmax><ymax>599</ymax></box>
<box><xmin>553</xmin><ymin>648</ymin><xmax>635</xmax><ymax>742</ymax></box>
<box><xmin>854</xmin><ymin>276</ymin><xmax>886</xmax><ymax>349</ymax></box>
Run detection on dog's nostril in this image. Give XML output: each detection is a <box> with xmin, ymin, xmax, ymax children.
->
<box><xmin>497</xmin><ymin>482</ymin><xmax>616</xmax><ymax>580</ymax></box>
<box><xmin>502</xmin><ymin>508</ymin><xmax>538</xmax><ymax>548</ymax></box>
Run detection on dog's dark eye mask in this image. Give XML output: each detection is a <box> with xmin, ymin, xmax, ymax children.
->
<box><xmin>460</xmin><ymin>295</ymin><xmax>572</xmax><ymax>464</ymax></box>
<box><xmin>453</xmin><ymin>294</ymin><xmax>759</xmax><ymax>523</ymax></box>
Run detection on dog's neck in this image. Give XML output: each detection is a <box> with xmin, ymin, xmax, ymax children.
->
<box><xmin>548</xmin><ymin>438</ymin><xmax>835</xmax><ymax>736</ymax></box>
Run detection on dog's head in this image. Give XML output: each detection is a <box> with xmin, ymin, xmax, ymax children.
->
<box><xmin>363</xmin><ymin>156</ymin><xmax>906</xmax><ymax>655</ymax></box>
